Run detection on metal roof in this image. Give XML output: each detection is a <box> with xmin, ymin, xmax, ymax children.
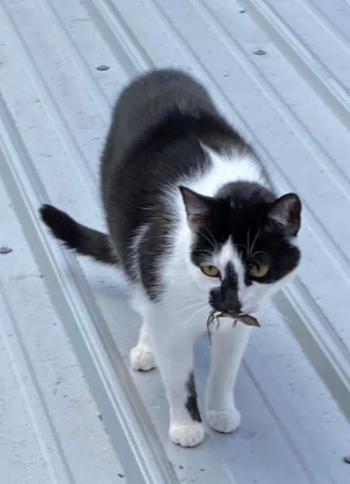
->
<box><xmin>0</xmin><ymin>1</ymin><xmax>349</xmax><ymax>483</ymax></box>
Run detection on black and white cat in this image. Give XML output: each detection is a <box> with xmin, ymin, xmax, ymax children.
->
<box><xmin>40</xmin><ymin>69</ymin><xmax>301</xmax><ymax>447</ymax></box>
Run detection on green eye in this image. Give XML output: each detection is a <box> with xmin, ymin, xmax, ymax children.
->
<box><xmin>249</xmin><ymin>262</ymin><xmax>269</xmax><ymax>279</ymax></box>
<box><xmin>200</xmin><ymin>265</ymin><xmax>221</xmax><ymax>278</ymax></box>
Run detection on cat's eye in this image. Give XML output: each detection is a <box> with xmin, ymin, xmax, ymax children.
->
<box><xmin>200</xmin><ymin>265</ymin><xmax>221</xmax><ymax>278</ymax></box>
<box><xmin>249</xmin><ymin>262</ymin><xmax>269</xmax><ymax>279</ymax></box>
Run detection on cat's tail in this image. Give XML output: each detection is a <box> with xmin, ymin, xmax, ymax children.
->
<box><xmin>39</xmin><ymin>204</ymin><xmax>118</xmax><ymax>265</ymax></box>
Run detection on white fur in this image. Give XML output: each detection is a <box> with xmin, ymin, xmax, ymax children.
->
<box><xmin>169</xmin><ymin>422</ymin><xmax>205</xmax><ymax>447</ymax></box>
<box><xmin>130</xmin><ymin>322</ymin><xmax>156</xmax><ymax>371</ymax></box>
<box><xmin>128</xmin><ymin>149</ymin><xmax>295</xmax><ymax>447</ymax></box>
<box><xmin>194</xmin><ymin>145</ymin><xmax>266</xmax><ymax>195</ymax></box>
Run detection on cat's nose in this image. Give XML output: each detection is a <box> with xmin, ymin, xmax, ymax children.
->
<box><xmin>210</xmin><ymin>287</ymin><xmax>242</xmax><ymax>314</ymax></box>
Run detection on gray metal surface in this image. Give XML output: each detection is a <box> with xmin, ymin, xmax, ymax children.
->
<box><xmin>0</xmin><ymin>1</ymin><xmax>349</xmax><ymax>483</ymax></box>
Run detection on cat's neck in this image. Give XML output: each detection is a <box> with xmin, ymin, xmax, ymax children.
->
<box><xmin>188</xmin><ymin>146</ymin><xmax>268</xmax><ymax>197</ymax></box>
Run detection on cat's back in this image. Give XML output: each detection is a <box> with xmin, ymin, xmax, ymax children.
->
<box><xmin>114</xmin><ymin>69</ymin><xmax>215</xmax><ymax>144</ymax></box>
<box><xmin>102</xmin><ymin>69</ymin><xmax>215</xmax><ymax>171</ymax></box>
<box><xmin>101</xmin><ymin>70</ymin><xmax>248</xmax><ymax>202</ymax></box>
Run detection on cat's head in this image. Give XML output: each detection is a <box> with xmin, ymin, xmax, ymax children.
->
<box><xmin>180</xmin><ymin>182</ymin><xmax>301</xmax><ymax>315</ymax></box>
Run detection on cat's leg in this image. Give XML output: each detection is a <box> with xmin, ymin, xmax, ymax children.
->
<box><xmin>206</xmin><ymin>323</ymin><xmax>252</xmax><ymax>433</ymax></box>
<box><xmin>149</xmin><ymin>322</ymin><xmax>204</xmax><ymax>447</ymax></box>
<box><xmin>130</xmin><ymin>321</ymin><xmax>156</xmax><ymax>371</ymax></box>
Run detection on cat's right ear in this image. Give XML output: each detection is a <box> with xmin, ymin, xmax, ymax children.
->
<box><xmin>179</xmin><ymin>186</ymin><xmax>214</xmax><ymax>232</ymax></box>
<box><xmin>268</xmin><ymin>193</ymin><xmax>302</xmax><ymax>236</ymax></box>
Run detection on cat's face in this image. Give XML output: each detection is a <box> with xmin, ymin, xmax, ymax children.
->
<box><xmin>180</xmin><ymin>182</ymin><xmax>301</xmax><ymax>315</ymax></box>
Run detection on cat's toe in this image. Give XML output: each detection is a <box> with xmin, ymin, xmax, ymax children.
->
<box><xmin>169</xmin><ymin>422</ymin><xmax>205</xmax><ymax>447</ymax></box>
<box><xmin>130</xmin><ymin>345</ymin><xmax>156</xmax><ymax>371</ymax></box>
<box><xmin>207</xmin><ymin>408</ymin><xmax>241</xmax><ymax>433</ymax></box>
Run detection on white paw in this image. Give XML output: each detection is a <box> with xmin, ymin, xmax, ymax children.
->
<box><xmin>169</xmin><ymin>422</ymin><xmax>205</xmax><ymax>447</ymax></box>
<box><xmin>130</xmin><ymin>345</ymin><xmax>156</xmax><ymax>371</ymax></box>
<box><xmin>207</xmin><ymin>407</ymin><xmax>241</xmax><ymax>433</ymax></box>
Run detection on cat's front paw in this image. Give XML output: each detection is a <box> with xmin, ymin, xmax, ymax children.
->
<box><xmin>206</xmin><ymin>407</ymin><xmax>241</xmax><ymax>433</ymax></box>
<box><xmin>130</xmin><ymin>345</ymin><xmax>156</xmax><ymax>371</ymax></box>
<box><xmin>169</xmin><ymin>422</ymin><xmax>205</xmax><ymax>447</ymax></box>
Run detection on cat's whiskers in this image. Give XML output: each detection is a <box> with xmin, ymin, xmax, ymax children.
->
<box><xmin>236</xmin><ymin>242</ymin><xmax>248</xmax><ymax>254</ymax></box>
<box><xmin>247</xmin><ymin>227</ymin><xmax>252</xmax><ymax>256</ymax></box>
<box><xmin>180</xmin><ymin>292</ymin><xmax>207</xmax><ymax>308</ymax></box>
<box><xmin>199</xmin><ymin>226</ymin><xmax>218</xmax><ymax>252</ymax></box>
<box><xmin>191</xmin><ymin>248</ymin><xmax>214</xmax><ymax>257</ymax></box>
<box><xmin>246</xmin><ymin>227</ymin><xmax>261</xmax><ymax>258</ymax></box>
<box><xmin>175</xmin><ymin>296</ymin><xmax>204</xmax><ymax>310</ymax></box>
<box><xmin>250</xmin><ymin>250</ymin><xmax>267</xmax><ymax>262</ymax></box>
<box><xmin>250</xmin><ymin>229</ymin><xmax>260</xmax><ymax>256</ymax></box>
<box><xmin>183</xmin><ymin>304</ymin><xmax>209</xmax><ymax>328</ymax></box>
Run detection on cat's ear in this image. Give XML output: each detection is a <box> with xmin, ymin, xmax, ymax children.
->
<box><xmin>179</xmin><ymin>186</ymin><xmax>214</xmax><ymax>231</ymax></box>
<box><xmin>268</xmin><ymin>193</ymin><xmax>301</xmax><ymax>236</ymax></box>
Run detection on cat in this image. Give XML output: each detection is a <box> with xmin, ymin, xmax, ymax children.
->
<box><xmin>40</xmin><ymin>69</ymin><xmax>301</xmax><ymax>447</ymax></box>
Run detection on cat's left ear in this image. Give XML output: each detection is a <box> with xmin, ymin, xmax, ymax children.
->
<box><xmin>268</xmin><ymin>193</ymin><xmax>302</xmax><ymax>236</ymax></box>
<box><xmin>179</xmin><ymin>186</ymin><xmax>215</xmax><ymax>232</ymax></box>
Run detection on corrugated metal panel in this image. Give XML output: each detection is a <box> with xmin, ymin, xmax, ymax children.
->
<box><xmin>0</xmin><ymin>1</ymin><xmax>349</xmax><ymax>483</ymax></box>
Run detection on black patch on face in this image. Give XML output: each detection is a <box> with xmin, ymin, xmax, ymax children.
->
<box><xmin>185</xmin><ymin>372</ymin><xmax>201</xmax><ymax>422</ymax></box>
<box><xmin>210</xmin><ymin>262</ymin><xmax>241</xmax><ymax>313</ymax></box>
<box><xmin>191</xmin><ymin>181</ymin><xmax>301</xmax><ymax>288</ymax></box>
